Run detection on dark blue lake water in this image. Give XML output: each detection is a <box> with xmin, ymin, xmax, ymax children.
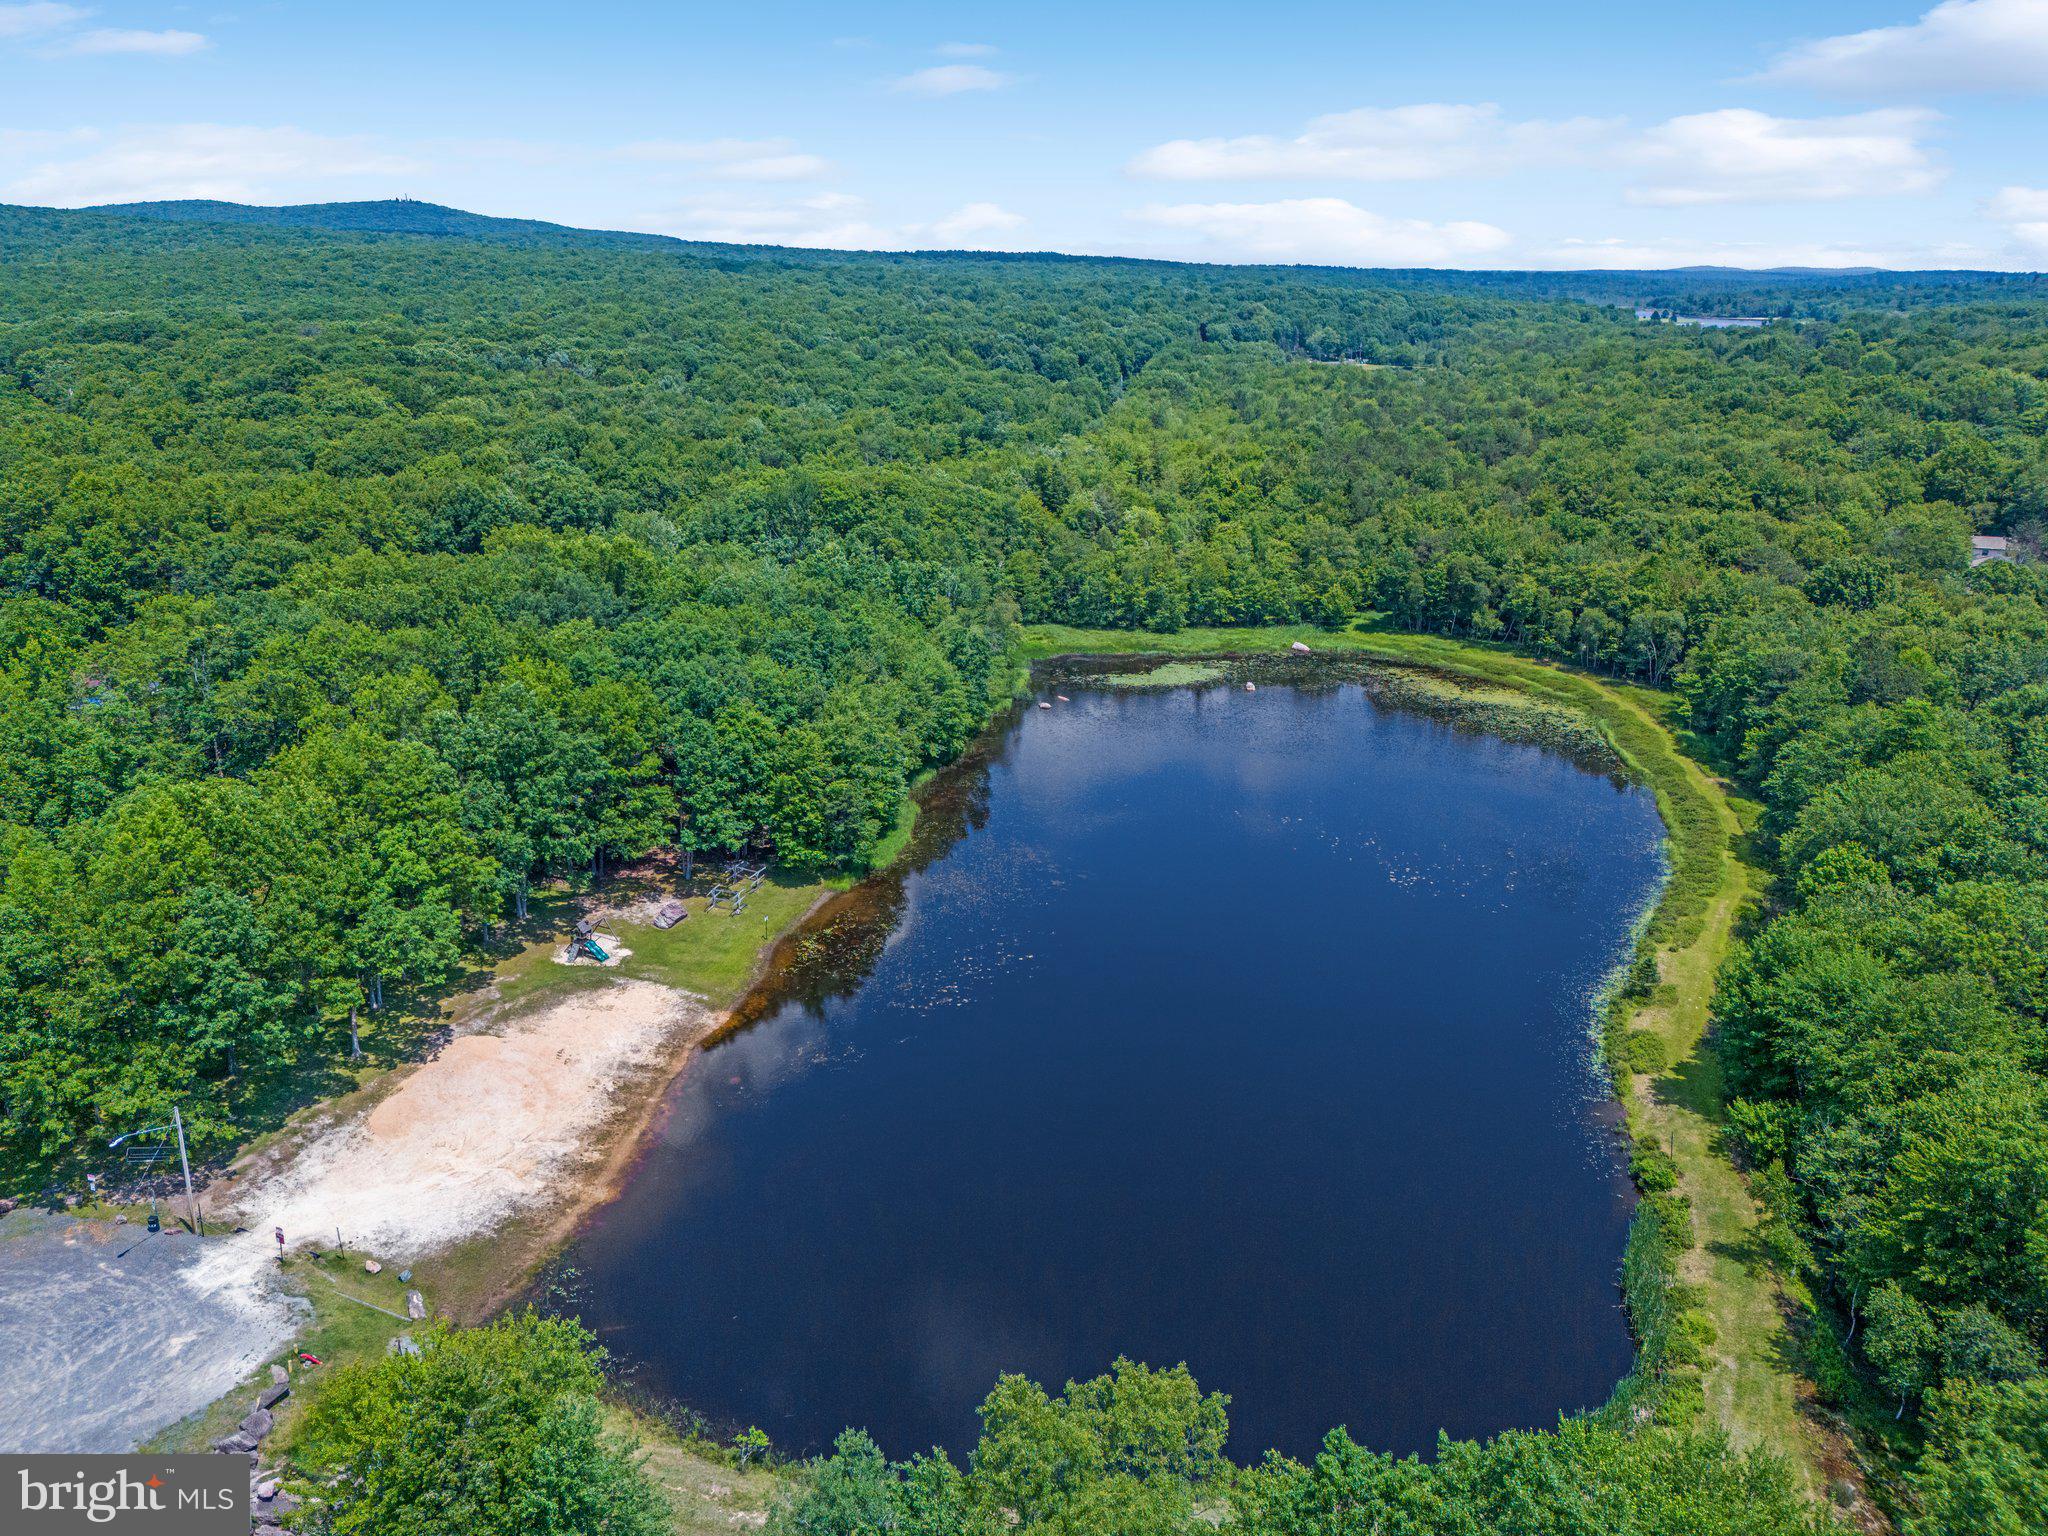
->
<box><xmin>563</xmin><ymin>665</ymin><xmax>1665</xmax><ymax>1462</ymax></box>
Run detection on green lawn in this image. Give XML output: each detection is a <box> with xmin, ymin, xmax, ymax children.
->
<box><xmin>476</xmin><ymin>872</ymin><xmax>830</xmax><ymax>1023</ymax></box>
<box><xmin>1602</xmin><ymin>708</ymin><xmax>1826</xmax><ymax>1490</ymax></box>
<box><xmin>615</xmin><ymin>875</ymin><xmax>829</xmax><ymax>1009</ymax></box>
<box><xmin>1022</xmin><ymin>621</ymin><xmax>1345</xmax><ymax>659</ymax></box>
<box><xmin>147</xmin><ymin>1247</ymin><xmax>431</xmax><ymax>1455</ymax></box>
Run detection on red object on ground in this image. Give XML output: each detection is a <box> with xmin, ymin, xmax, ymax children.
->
<box><xmin>297</xmin><ymin>1352</ymin><xmax>322</xmax><ymax>1366</ymax></box>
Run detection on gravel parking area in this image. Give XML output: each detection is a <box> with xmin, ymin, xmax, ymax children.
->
<box><xmin>0</xmin><ymin>1209</ymin><xmax>300</xmax><ymax>1453</ymax></box>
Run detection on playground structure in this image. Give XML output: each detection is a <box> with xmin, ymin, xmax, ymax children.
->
<box><xmin>703</xmin><ymin>861</ymin><xmax>766</xmax><ymax>916</ymax></box>
<box><xmin>555</xmin><ymin>859</ymin><xmax>764</xmax><ymax>962</ymax></box>
<box><xmin>114</xmin><ymin>1137</ymin><xmax>169</xmax><ymax>1235</ymax></box>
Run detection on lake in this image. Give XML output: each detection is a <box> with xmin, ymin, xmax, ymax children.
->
<box><xmin>560</xmin><ymin>661</ymin><xmax>1666</xmax><ymax>1462</ymax></box>
<box><xmin>1634</xmin><ymin>307</ymin><xmax>1770</xmax><ymax>329</ymax></box>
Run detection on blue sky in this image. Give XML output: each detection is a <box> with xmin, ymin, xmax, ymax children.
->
<box><xmin>3</xmin><ymin>0</ymin><xmax>2046</xmax><ymax>268</ymax></box>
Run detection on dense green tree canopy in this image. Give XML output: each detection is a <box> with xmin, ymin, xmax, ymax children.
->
<box><xmin>3</xmin><ymin>202</ymin><xmax>2046</xmax><ymax>1527</ymax></box>
<box><xmin>286</xmin><ymin>1312</ymin><xmax>667</xmax><ymax>1536</ymax></box>
<box><xmin>770</xmin><ymin>1359</ymin><xmax>1819</xmax><ymax>1536</ymax></box>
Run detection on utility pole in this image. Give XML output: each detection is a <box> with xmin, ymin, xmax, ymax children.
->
<box><xmin>171</xmin><ymin>1105</ymin><xmax>201</xmax><ymax>1235</ymax></box>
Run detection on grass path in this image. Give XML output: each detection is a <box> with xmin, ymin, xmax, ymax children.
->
<box><xmin>1599</xmin><ymin>706</ymin><xmax>1827</xmax><ymax>1491</ymax></box>
<box><xmin>1024</xmin><ymin>623</ymin><xmax>1833</xmax><ymax>1494</ymax></box>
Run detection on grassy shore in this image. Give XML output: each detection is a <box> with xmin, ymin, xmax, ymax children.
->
<box><xmin>1026</xmin><ymin>625</ymin><xmax>1727</xmax><ymax>943</ymax></box>
<box><xmin>1025</xmin><ymin>621</ymin><xmax>1833</xmax><ymax>1495</ymax></box>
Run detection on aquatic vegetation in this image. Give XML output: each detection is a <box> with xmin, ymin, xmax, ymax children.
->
<box><xmin>1086</xmin><ymin>661</ymin><xmax>1227</xmax><ymax>688</ymax></box>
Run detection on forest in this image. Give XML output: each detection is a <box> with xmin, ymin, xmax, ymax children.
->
<box><xmin>2</xmin><ymin>200</ymin><xmax>2045</xmax><ymax>1531</ymax></box>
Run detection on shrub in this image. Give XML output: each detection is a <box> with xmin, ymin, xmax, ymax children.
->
<box><xmin>1940</xmin><ymin>1306</ymin><xmax>2042</xmax><ymax>1386</ymax></box>
<box><xmin>1630</xmin><ymin>1138</ymin><xmax>1682</xmax><ymax>1194</ymax></box>
<box><xmin>1618</xmin><ymin>1030</ymin><xmax>1668</xmax><ymax>1074</ymax></box>
<box><xmin>1802</xmin><ymin>1318</ymin><xmax>1856</xmax><ymax>1408</ymax></box>
<box><xmin>1664</xmin><ymin>1311</ymin><xmax>1719</xmax><ymax>1371</ymax></box>
<box><xmin>1621</xmin><ymin>944</ymin><xmax>1662</xmax><ymax>1000</ymax></box>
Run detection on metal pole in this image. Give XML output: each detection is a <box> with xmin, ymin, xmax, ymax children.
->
<box><xmin>171</xmin><ymin>1105</ymin><xmax>201</xmax><ymax>1235</ymax></box>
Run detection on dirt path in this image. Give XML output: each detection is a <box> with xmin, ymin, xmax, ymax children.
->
<box><xmin>1594</xmin><ymin>689</ymin><xmax>1878</xmax><ymax>1522</ymax></box>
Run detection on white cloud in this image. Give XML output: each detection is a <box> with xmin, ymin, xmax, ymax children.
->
<box><xmin>891</xmin><ymin>63</ymin><xmax>1008</xmax><ymax>96</ymax></box>
<box><xmin>614</xmin><ymin>137</ymin><xmax>828</xmax><ymax>180</ymax></box>
<box><xmin>1628</xmin><ymin>108</ymin><xmax>1942</xmax><ymax>205</ymax></box>
<box><xmin>2006</xmin><ymin>226</ymin><xmax>2048</xmax><ymax>259</ymax></box>
<box><xmin>1760</xmin><ymin>0</ymin><xmax>2048</xmax><ymax>93</ymax></box>
<box><xmin>65</xmin><ymin>26</ymin><xmax>207</xmax><ymax>55</ymax></box>
<box><xmin>3</xmin><ymin>124</ymin><xmax>419</xmax><ymax>205</ymax></box>
<box><xmin>1133</xmin><ymin>101</ymin><xmax>1943</xmax><ymax>209</ymax></box>
<box><xmin>650</xmin><ymin>193</ymin><xmax>1031</xmax><ymax>252</ymax></box>
<box><xmin>651</xmin><ymin>191</ymin><xmax>903</xmax><ymax>249</ymax></box>
<box><xmin>1130</xmin><ymin>103</ymin><xmax>1616</xmax><ymax>181</ymax></box>
<box><xmin>1</xmin><ymin>7</ymin><xmax>208</xmax><ymax>55</ymax></box>
<box><xmin>934</xmin><ymin>41</ymin><xmax>996</xmax><ymax>57</ymax></box>
<box><xmin>1988</xmin><ymin>186</ymin><xmax>2048</xmax><ymax>257</ymax></box>
<box><xmin>1133</xmin><ymin>198</ymin><xmax>1511</xmax><ymax>266</ymax></box>
<box><xmin>1987</xmin><ymin>185</ymin><xmax>2048</xmax><ymax>220</ymax></box>
<box><xmin>1533</xmin><ymin>235</ymin><xmax>1996</xmax><ymax>270</ymax></box>
<box><xmin>928</xmin><ymin>201</ymin><xmax>1025</xmax><ymax>241</ymax></box>
<box><xmin>0</xmin><ymin>2</ymin><xmax>83</xmax><ymax>39</ymax></box>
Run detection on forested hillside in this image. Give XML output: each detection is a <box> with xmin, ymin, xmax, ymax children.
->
<box><xmin>3</xmin><ymin>202</ymin><xmax>2046</xmax><ymax>1529</ymax></box>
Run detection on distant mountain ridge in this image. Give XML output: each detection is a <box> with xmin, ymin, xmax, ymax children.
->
<box><xmin>85</xmin><ymin>197</ymin><xmax>684</xmax><ymax>248</ymax></box>
<box><xmin>12</xmin><ymin>197</ymin><xmax>2032</xmax><ymax>301</ymax></box>
<box><xmin>72</xmin><ymin>200</ymin><xmax>1929</xmax><ymax>280</ymax></box>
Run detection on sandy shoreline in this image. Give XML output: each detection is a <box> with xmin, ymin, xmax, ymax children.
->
<box><xmin>190</xmin><ymin>979</ymin><xmax>717</xmax><ymax>1325</ymax></box>
<box><xmin>5</xmin><ymin>873</ymin><xmax>853</xmax><ymax>1457</ymax></box>
<box><xmin>197</xmin><ymin>885</ymin><xmax>844</xmax><ymax>1341</ymax></box>
<box><xmin>0</xmin><ymin>980</ymin><xmax>729</xmax><ymax>1455</ymax></box>
<box><xmin>467</xmin><ymin>984</ymin><xmax>736</xmax><ymax>1317</ymax></box>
